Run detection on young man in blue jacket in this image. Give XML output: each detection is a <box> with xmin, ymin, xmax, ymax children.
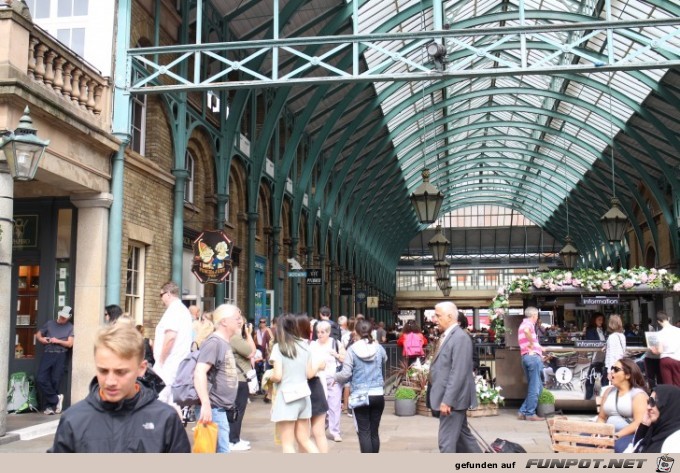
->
<box><xmin>48</xmin><ymin>323</ymin><xmax>190</xmax><ymax>453</ymax></box>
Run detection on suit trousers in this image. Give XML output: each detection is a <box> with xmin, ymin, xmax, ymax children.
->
<box><xmin>438</xmin><ymin>409</ymin><xmax>482</xmax><ymax>453</ymax></box>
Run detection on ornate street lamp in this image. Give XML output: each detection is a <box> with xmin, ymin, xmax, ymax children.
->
<box><xmin>428</xmin><ymin>224</ymin><xmax>449</xmax><ymax>262</ymax></box>
<box><xmin>434</xmin><ymin>260</ymin><xmax>450</xmax><ymax>280</ymax></box>
<box><xmin>436</xmin><ymin>277</ymin><xmax>450</xmax><ymax>291</ymax></box>
<box><xmin>1</xmin><ymin>107</ymin><xmax>50</xmax><ymax>180</ymax></box>
<box><xmin>410</xmin><ymin>168</ymin><xmax>443</xmax><ymax>224</ymax></box>
<box><xmin>441</xmin><ymin>284</ymin><xmax>451</xmax><ymax>297</ymax></box>
<box><xmin>600</xmin><ymin>197</ymin><xmax>628</xmax><ymax>243</ymax></box>
<box><xmin>0</xmin><ymin>106</ymin><xmax>48</xmax><ymax>438</ymax></box>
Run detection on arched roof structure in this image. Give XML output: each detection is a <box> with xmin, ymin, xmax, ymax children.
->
<box><xmin>125</xmin><ymin>0</ymin><xmax>680</xmax><ymax>280</ymax></box>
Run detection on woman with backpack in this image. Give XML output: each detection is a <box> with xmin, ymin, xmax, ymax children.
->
<box><xmin>397</xmin><ymin>321</ymin><xmax>428</xmax><ymax>365</ymax></box>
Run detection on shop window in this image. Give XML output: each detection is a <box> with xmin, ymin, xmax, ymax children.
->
<box><xmin>224</xmin><ymin>268</ymin><xmax>238</xmax><ymax>305</ymax></box>
<box><xmin>125</xmin><ymin>244</ymin><xmax>145</xmax><ymax>323</ymax></box>
<box><xmin>184</xmin><ymin>150</ymin><xmax>195</xmax><ymax>204</ymax></box>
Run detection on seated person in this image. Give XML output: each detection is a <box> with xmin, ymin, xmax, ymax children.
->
<box><xmin>631</xmin><ymin>384</ymin><xmax>680</xmax><ymax>453</ymax></box>
<box><xmin>596</xmin><ymin>358</ymin><xmax>649</xmax><ymax>453</ymax></box>
<box><xmin>48</xmin><ymin>323</ymin><xmax>190</xmax><ymax>453</ymax></box>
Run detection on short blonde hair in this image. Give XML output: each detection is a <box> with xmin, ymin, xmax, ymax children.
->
<box><xmin>608</xmin><ymin>314</ymin><xmax>623</xmax><ymax>333</ymax></box>
<box><xmin>94</xmin><ymin>323</ymin><xmax>144</xmax><ymax>361</ymax></box>
<box><xmin>213</xmin><ymin>304</ymin><xmax>241</xmax><ymax>326</ymax></box>
<box><xmin>316</xmin><ymin>320</ymin><xmax>331</xmax><ymax>333</ymax></box>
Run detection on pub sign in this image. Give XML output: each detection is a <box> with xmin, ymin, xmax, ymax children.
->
<box><xmin>192</xmin><ymin>230</ymin><xmax>234</xmax><ymax>284</ymax></box>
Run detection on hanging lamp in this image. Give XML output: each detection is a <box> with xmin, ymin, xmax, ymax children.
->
<box><xmin>600</xmin><ymin>72</ymin><xmax>628</xmax><ymax>242</ymax></box>
<box><xmin>428</xmin><ymin>224</ymin><xmax>449</xmax><ymax>262</ymax></box>
<box><xmin>558</xmin><ymin>131</ymin><xmax>579</xmax><ymax>269</ymax></box>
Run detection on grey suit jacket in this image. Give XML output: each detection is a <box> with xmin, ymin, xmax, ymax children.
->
<box><xmin>428</xmin><ymin>325</ymin><xmax>477</xmax><ymax>411</ymax></box>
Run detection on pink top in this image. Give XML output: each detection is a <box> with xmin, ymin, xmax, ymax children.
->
<box><xmin>518</xmin><ymin>318</ymin><xmax>543</xmax><ymax>356</ymax></box>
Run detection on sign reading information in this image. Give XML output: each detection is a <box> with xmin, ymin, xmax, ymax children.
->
<box><xmin>581</xmin><ymin>296</ymin><xmax>619</xmax><ymax>305</ymax></box>
<box><xmin>191</xmin><ymin>230</ymin><xmax>234</xmax><ymax>284</ymax></box>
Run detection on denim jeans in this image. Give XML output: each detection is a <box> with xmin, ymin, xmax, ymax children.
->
<box><xmin>211</xmin><ymin>408</ymin><xmax>231</xmax><ymax>453</ymax></box>
<box><xmin>519</xmin><ymin>354</ymin><xmax>543</xmax><ymax>417</ymax></box>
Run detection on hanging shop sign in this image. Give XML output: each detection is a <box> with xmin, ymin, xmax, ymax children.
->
<box><xmin>581</xmin><ymin>296</ymin><xmax>619</xmax><ymax>306</ymax></box>
<box><xmin>191</xmin><ymin>230</ymin><xmax>234</xmax><ymax>284</ymax></box>
<box><xmin>355</xmin><ymin>290</ymin><xmax>367</xmax><ymax>303</ymax></box>
<box><xmin>306</xmin><ymin>268</ymin><xmax>322</xmax><ymax>285</ymax></box>
<box><xmin>339</xmin><ymin>283</ymin><xmax>353</xmax><ymax>295</ymax></box>
<box><xmin>12</xmin><ymin>214</ymin><xmax>39</xmax><ymax>248</ymax></box>
<box><xmin>367</xmin><ymin>296</ymin><xmax>379</xmax><ymax>308</ymax></box>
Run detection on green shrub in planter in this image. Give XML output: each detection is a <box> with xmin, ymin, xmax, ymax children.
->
<box><xmin>538</xmin><ymin>388</ymin><xmax>555</xmax><ymax>405</ymax></box>
<box><xmin>395</xmin><ymin>386</ymin><xmax>418</xmax><ymax>400</ymax></box>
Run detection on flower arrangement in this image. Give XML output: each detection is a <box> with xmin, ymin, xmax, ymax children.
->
<box><xmin>489</xmin><ymin>267</ymin><xmax>680</xmax><ymax>332</ymax></box>
<box><xmin>475</xmin><ymin>375</ymin><xmax>504</xmax><ymax>406</ymax></box>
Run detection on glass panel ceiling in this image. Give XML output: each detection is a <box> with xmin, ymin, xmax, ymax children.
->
<box><xmin>354</xmin><ymin>0</ymin><xmax>676</xmax><ymax>226</ymax></box>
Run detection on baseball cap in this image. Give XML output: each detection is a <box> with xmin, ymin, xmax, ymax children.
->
<box><xmin>57</xmin><ymin>306</ymin><xmax>72</xmax><ymax>319</ymax></box>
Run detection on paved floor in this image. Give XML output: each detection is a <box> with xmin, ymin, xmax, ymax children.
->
<box><xmin>0</xmin><ymin>396</ymin><xmax>593</xmax><ymax>453</ymax></box>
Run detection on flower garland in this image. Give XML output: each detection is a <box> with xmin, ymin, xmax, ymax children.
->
<box><xmin>488</xmin><ymin>266</ymin><xmax>680</xmax><ymax>335</ymax></box>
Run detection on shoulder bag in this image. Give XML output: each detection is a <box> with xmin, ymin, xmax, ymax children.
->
<box><xmin>280</xmin><ymin>383</ymin><xmax>311</xmax><ymax>403</ymax></box>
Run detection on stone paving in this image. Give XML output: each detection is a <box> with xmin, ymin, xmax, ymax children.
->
<box><xmin>0</xmin><ymin>395</ymin><xmax>593</xmax><ymax>453</ymax></box>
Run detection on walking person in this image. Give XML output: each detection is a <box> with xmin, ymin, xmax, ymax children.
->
<box><xmin>605</xmin><ymin>314</ymin><xmax>627</xmax><ymax>373</ymax></box>
<box><xmin>269</xmin><ymin>314</ymin><xmax>319</xmax><ymax>453</ymax></box>
<box><xmin>517</xmin><ymin>306</ymin><xmax>545</xmax><ymax>421</ymax></box>
<box><xmin>154</xmin><ymin>281</ymin><xmax>193</xmax><ymax>411</ymax></box>
<box><xmin>194</xmin><ymin>304</ymin><xmax>241</xmax><ymax>453</ymax></box>
<box><xmin>229</xmin><ymin>315</ymin><xmax>257</xmax><ymax>451</ymax></box>
<box><xmin>48</xmin><ymin>323</ymin><xmax>190</xmax><ymax>453</ymax></box>
<box><xmin>296</xmin><ymin>314</ymin><xmax>330</xmax><ymax>452</ymax></box>
<box><xmin>584</xmin><ymin>312</ymin><xmax>608</xmax><ymax>400</ymax></box>
<box><xmin>312</xmin><ymin>320</ymin><xmax>346</xmax><ymax>443</ymax></box>
<box><xmin>427</xmin><ymin>301</ymin><xmax>481</xmax><ymax>453</ymax></box>
<box><xmin>335</xmin><ymin>318</ymin><xmax>387</xmax><ymax>453</ymax></box>
<box><xmin>35</xmin><ymin>306</ymin><xmax>74</xmax><ymax>415</ymax></box>
<box><xmin>651</xmin><ymin>311</ymin><xmax>680</xmax><ymax>386</ymax></box>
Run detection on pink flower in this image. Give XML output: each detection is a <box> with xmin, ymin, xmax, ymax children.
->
<box><xmin>564</xmin><ymin>272</ymin><xmax>572</xmax><ymax>284</ymax></box>
<box><xmin>548</xmin><ymin>283</ymin><xmax>558</xmax><ymax>291</ymax></box>
<box><xmin>623</xmin><ymin>279</ymin><xmax>635</xmax><ymax>289</ymax></box>
<box><xmin>571</xmin><ymin>278</ymin><xmax>582</xmax><ymax>287</ymax></box>
<box><xmin>533</xmin><ymin>277</ymin><xmax>544</xmax><ymax>289</ymax></box>
<box><xmin>601</xmin><ymin>281</ymin><xmax>612</xmax><ymax>290</ymax></box>
<box><xmin>497</xmin><ymin>287</ymin><xmax>506</xmax><ymax>295</ymax></box>
<box><xmin>514</xmin><ymin>288</ymin><xmax>523</xmax><ymax>293</ymax></box>
<box><xmin>640</xmin><ymin>274</ymin><xmax>648</xmax><ymax>283</ymax></box>
<box><xmin>674</xmin><ymin>282</ymin><xmax>680</xmax><ymax>292</ymax></box>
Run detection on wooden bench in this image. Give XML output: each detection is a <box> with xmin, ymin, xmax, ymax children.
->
<box><xmin>548</xmin><ymin>418</ymin><xmax>615</xmax><ymax>453</ymax></box>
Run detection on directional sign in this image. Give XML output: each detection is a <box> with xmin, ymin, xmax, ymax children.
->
<box><xmin>288</xmin><ymin>271</ymin><xmax>307</xmax><ymax>278</ymax></box>
<box><xmin>356</xmin><ymin>290</ymin><xmax>367</xmax><ymax>302</ymax></box>
<box><xmin>306</xmin><ymin>268</ymin><xmax>322</xmax><ymax>285</ymax></box>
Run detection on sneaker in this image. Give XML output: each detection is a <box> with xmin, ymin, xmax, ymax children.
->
<box><xmin>346</xmin><ymin>411</ymin><xmax>353</xmax><ymax>418</ymax></box>
<box><xmin>44</xmin><ymin>407</ymin><xmax>55</xmax><ymax>415</ymax></box>
<box><xmin>240</xmin><ymin>438</ymin><xmax>251</xmax><ymax>446</ymax></box>
<box><xmin>56</xmin><ymin>394</ymin><xmax>64</xmax><ymax>414</ymax></box>
<box><xmin>333</xmin><ymin>436</ymin><xmax>343</xmax><ymax>442</ymax></box>
<box><xmin>229</xmin><ymin>440</ymin><xmax>251</xmax><ymax>451</ymax></box>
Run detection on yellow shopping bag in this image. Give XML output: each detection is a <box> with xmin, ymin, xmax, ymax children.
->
<box><xmin>192</xmin><ymin>421</ymin><xmax>218</xmax><ymax>453</ymax></box>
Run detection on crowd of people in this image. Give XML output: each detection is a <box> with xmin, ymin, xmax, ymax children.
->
<box><xmin>35</xmin><ymin>283</ymin><xmax>680</xmax><ymax>453</ymax></box>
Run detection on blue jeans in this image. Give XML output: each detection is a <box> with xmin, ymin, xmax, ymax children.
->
<box><xmin>212</xmin><ymin>408</ymin><xmax>231</xmax><ymax>453</ymax></box>
<box><xmin>519</xmin><ymin>354</ymin><xmax>543</xmax><ymax>417</ymax></box>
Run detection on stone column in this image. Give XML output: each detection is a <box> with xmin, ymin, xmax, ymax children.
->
<box><xmin>0</xmin><ymin>167</ymin><xmax>14</xmax><ymax>437</ymax></box>
<box><xmin>70</xmin><ymin>193</ymin><xmax>113</xmax><ymax>403</ymax></box>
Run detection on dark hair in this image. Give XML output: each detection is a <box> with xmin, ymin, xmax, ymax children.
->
<box><xmin>587</xmin><ymin>312</ymin><xmax>605</xmax><ymax>329</ymax></box>
<box><xmin>401</xmin><ymin>321</ymin><xmax>413</xmax><ymax>334</ymax></box>
<box><xmin>354</xmin><ymin>319</ymin><xmax>374</xmax><ymax>342</ymax></box>
<box><xmin>319</xmin><ymin>306</ymin><xmax>331</xmax><ymax>317</ymax></box>
<box><xmin>617</xmin><ymin>358</ymin><xmax>648</xmax><ymax>392</ymax></box>
<box><xmin>295</xmin><ymin>313</ymin><xmax>312</xmax><ymax>341</ymax></box>
<box><xmin>275</xmin><ymin>313</ymin><xmax>303</xmax><ymax>358</ymax></box>
<box><xmin>105</xmin><ymin>305</ymin><xmax>123</xmax><ymax>323</ymax></box>
<box><xmin>160</xmin><ymin>281</ymin><xmax>180</xmax><ymax>297</ymax></box>
<box><xmin>656</xmin><ymin>311</ymin><xmax>670</xmax><ymax>323</ymax></box>
<box><xmin>457</xmin><ymin>312</ymin><xmax>468</xmax><ymax>329</ymax></box>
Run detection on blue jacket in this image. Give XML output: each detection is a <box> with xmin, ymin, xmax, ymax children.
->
<box><xmin>335</xmin><ymin>339</ymin><xmax>386</xmax><ymax>396</ymax></box>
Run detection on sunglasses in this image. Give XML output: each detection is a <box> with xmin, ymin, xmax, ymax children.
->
<box><xmin>610</xmin><ymin>366</ymin><xmax>623</xmax><ymax>373</ymax></box>
<box><xmin>648</xmin><ymin>397</ymin><xmax>657</xmax><ymax>408</ymax></box>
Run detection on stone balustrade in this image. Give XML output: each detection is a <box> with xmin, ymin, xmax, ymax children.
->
<box><xmin>26</xmin><ymin>24</ymin><xmax>110</xmax><ymax>118</ymax></box>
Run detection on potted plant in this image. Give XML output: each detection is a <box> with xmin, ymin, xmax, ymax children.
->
<box><xmin>394</xmin><ymin>386</ymin><xmax>418</xmax><ymax>416</ymax></box>
<box><xmin>468</xmin><ymin>375</ymin><xmax>504</xmax><ymax>417</ymax></box>
<box><xmin>537</xmin><ymin>388</ymin><xmax>556</xmax><ymax>417</ymax></box>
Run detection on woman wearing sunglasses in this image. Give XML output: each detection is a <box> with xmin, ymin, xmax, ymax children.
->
<box><xmin>596</xmin><ymin>358</ymin><xmax>649</xmax><ymax>452</ymax></box>
<box><xmin>631</xmin><ymin>384</ymin><xmax>680</xmax><ymax>453</ymax></box>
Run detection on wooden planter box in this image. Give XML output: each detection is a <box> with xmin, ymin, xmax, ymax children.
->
<box><xmin>416</xmin><ymin>398</ymin><xmax>432</xmax><ymax>417</ymax></box>
<box><xmin>466</xmin><ymin>405</ymin><xmax>499</xmax><ymax>417</ymax></box>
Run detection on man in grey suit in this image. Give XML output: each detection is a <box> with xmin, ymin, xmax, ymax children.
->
<box><xmin>428</xmin><ymin>301</ymin><xmax>482</xmax><ymax>453</ymax></box>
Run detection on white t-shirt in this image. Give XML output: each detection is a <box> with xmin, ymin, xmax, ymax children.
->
<box><xmin>153</xmin><ymin>298</ymin><xmax>193</xmax><ymax>386</ymax></box>
<box><xmin>605</xmin><ymin>332</ymin><xmax>626</xmax><ymax>370</ymax></box>
<box><xmin>657</xmin><ymin>324</ymin><xmax>680</xmax><ymax>361</ymax></box>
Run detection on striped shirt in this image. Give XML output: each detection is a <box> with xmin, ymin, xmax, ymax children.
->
<box><xmin>518</xmin><ymin>318</ymin><xmax>543</xmax><ymax>356</ymax></box>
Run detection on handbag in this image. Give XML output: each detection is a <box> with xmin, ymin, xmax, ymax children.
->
<box><xmin>348</xmin><ymin>390</ymin><xmax>370</xmax><ymax>409</ymax></box>
<box><xmin>192</xmin><ymin>422</ymin><xmax>218</xmax><ymax>453</ymax></box>
<box><xmin>280</xmin><ymin>383</ymin><xmax>311</xmax><ymax>403</ymax></box>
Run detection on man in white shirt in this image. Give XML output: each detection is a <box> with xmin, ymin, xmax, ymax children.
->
<box><xmin>154</xmin><ymin>281</ymin><xmax>193</xmax><ymax>409</ymax></box>
<box><xmin>652</xmin><ymin>311</ymin><xmax>680</xmax><ymax>387</ymax></box>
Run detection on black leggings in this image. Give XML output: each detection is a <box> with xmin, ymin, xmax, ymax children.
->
<box><xmin>228</xmin><ymin>381</ymin><xmax>249</xmax><ymax>443</ymax></box>
<box><xmin>352</xmin><ymin>395</ymin><xmax>385</xmax><ymax>453</ymax></box>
